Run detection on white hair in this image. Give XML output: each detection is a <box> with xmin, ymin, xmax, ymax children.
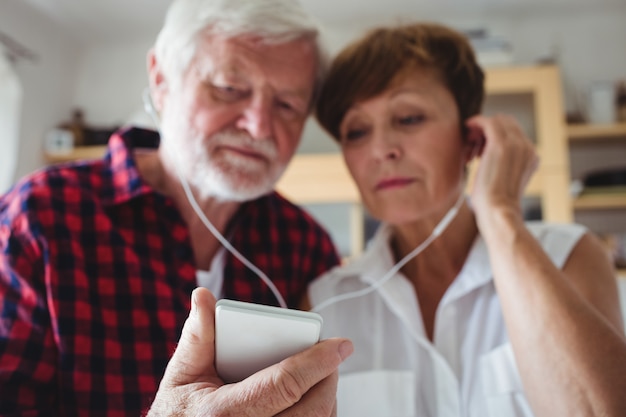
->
<box><xmin>153</xmin><ymin>0</ymin><xmax>328</xmax><ymax>106</ymax></box>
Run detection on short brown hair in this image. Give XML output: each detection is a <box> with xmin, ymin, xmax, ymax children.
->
<box><xmin>315</xmin><ymin>23</ymin><xmax>485</xmax><ymax>140</ymax></box>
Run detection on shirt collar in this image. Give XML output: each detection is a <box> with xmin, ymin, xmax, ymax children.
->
<box><xmin>440</xmin><ymin>234</ymin><xmax>493</xmax><ymax>305</ymax></box>
<box><xmin>102</xmin><ymin>127</ymin><xmax>160</xmax><ymax>206</ymax></box>
<box><xmin>334</xmin><ymin>224</ymin><xmax>400</xmax><ymax>286</ymax></box>
<box><xmin>341</xmin><ymin>223</ymin><xmax>494</xmax><ymax>300</ymax></box>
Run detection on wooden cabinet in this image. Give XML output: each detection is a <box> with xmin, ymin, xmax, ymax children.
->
<box><xmin>566</xmin><ymin>122</ymin><xmax>626</xmax><ymax>276</ymax></box>
<box><xmin>567</xmin><ymin>123</ymin><xmax>626</xmax><ymax>210</ymax></box>
<box><xmin>44</xmin><ymin>145</ymin><xmax>107</xmax><ymax>164</ymax></box>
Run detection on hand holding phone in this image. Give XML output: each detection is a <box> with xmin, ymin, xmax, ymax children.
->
<box><xmin>215</xmin><ymin>299</ymin><xmax>323</xmax><ymax>383</ymax></box>
<box><xmin>150</xmin><ymin>288</ymin><xmax>351</xmax><ymax>416</ymax></box>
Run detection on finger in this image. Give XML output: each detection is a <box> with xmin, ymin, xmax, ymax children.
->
<box><xmin>466</xmin><ymin>115</ymin><xmax>501</xmax><ymax>145</ymax></box>
<box><xmin>221</xmin><ymin>338</ymin><xmax>352</xmax><ymax>417</ymax></box>
<box><xmin>161</xmin><ymin>287</ymin><xmax>220</xmax><ymax>388</ymax></box>
<box><xmin>274</xmin><ymin>372</ymin><xmax>339</xmax><ymax>417</ymax></box>
<box><xmin>465</xmin><ymin>115</ymin><xmax>505</xmax><ymax>179</ymax></box>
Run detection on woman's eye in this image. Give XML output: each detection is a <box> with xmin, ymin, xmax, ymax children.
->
<box><xmin>397</xmin><ymin>114</ymin><xmax>425</xmax><ymax>125</ymax></box>
<box><xmin>342</xmin><ymin>128</ymin><xmax>368</xmax><ymax>143</ymax></box>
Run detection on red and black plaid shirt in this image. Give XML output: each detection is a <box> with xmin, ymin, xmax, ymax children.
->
<box><xmin>0</xmin><ymin>127</ymin><xmax>340</xmax><ymax>416</ymax></box>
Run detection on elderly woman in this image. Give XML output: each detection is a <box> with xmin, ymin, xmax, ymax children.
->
<box><xmin>307</xmin><ymin>23</ymin><xmax>626</xmax><ymax>417</ymax></box>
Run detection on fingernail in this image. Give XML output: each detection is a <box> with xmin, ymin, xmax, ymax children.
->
<box><xmin>338</xmin><ymin>341</ymin><xmax>353</xmax><ymax>361</ymax></box>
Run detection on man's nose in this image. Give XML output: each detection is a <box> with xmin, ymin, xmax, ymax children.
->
<box><xmin>236</xmin><ymin>96</ymin><xmax>273</xmax><ymax>140</ymax></box>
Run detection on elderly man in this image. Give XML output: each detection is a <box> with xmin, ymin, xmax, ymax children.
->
<box><xmin>0</xmin><ymin>0</ymin><xmax>352</xmax><ymax>415</ymax></box>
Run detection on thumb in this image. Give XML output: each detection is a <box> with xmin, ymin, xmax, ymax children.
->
<box><xmin>161</xmin><ymin>287</ymin><xmax>220</xmax><ymax>387</ymax></box>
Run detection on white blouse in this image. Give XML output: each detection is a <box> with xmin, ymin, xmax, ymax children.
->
<box><xmin>309</xmin><ymin>222</ymin><xmax>586</xmax><ymax>417</ymax></box>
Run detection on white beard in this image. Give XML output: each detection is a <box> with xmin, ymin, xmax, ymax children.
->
<box><xmin>161</xmin><ymin>128</ymin><xmax>286</xmax><ymax>202</ymax></box>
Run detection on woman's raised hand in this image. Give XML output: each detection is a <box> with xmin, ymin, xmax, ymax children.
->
<box><xmin>465</xmin><ymin>114</ymin><xmax>539</xmax><ymax>229</ymax></box>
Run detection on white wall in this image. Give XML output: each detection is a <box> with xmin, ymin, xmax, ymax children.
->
<box><xmin>72</xmin><ymin>38</ymin><xmax>155</xmax><ymax>127</ymax></box>
<box><xmin>504</xmin><ymin>9</ymin><xmax>626</xmax><ymax>117</ymax></box>
<box><xmin>0</xmin><ymin>0</ymin><xmax>81</xmax><ymax>181</ymax></box>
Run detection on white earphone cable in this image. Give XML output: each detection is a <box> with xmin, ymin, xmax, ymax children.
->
<box><xmin>143</xmin><ymin>89</ymin><xmax>466</xmax><ymax>312</ymax></box>
<box><xmin>142</xmin><ymin>89</ymin><xmax>288</xmax><ymax>308</ymax></box>
<box><xmin>311</xmin><ymin>191</ymin><xmax>465</xmax><ymax>313</ymax></box>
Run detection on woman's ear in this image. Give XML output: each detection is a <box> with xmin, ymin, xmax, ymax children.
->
<box><xmin>463</xmin><ymin>124</ymin><xmax>485</xmax><ymax>162</ymax></box>
<box><xmin>147</xmin><ymin>48</ymin><xmax>168</xmax><ymax>114</ymax></box>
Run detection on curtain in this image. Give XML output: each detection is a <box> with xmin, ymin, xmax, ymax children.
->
<box><xmin>0</xmin><ymin>46</ymin><xmax>22</xmax><ymax>194</ymax></box>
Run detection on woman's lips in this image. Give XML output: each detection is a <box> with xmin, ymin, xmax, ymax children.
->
<box><xmin>375</xmin><ymin>177</ymin><xmax>415</xmax><ymax>191</ymax></box>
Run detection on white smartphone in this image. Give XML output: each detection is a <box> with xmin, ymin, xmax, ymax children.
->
<box><xmin>214</xmin><ymin>299</ymin><xmax>323</xmax><ymax>383</ymax></box>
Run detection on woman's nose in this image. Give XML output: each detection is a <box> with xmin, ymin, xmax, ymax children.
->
<box><xmin>372</xmin><ymin>129</ymin><xmax>402</xmax><ymax>160</ymax></box>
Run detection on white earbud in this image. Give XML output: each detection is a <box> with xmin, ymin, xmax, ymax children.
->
<box><xmin>142</xmin><ymin>88</ymin><xmax>159</xmax><ymax>122</ymax></box>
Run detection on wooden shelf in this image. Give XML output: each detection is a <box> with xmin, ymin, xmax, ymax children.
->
<box><xmin>276</xmin><ymin>154</ymin><xmax>360</xmax><ymax>204</ymax></box>
<box><xmin>573</xmin><ymin>192</ymin><xmax>626</xmax><ymax>210</ymax></box>
<box><xmin>567</xmin><ymin>123</ymin><xmax>626</xmax><ymax>141</ymax></box>
<box><xmin>277</xmin><ymin>153</ymin><xmax>546</xmax><ymax>205</ymax></box>
<box><xmin>48</xmin><ymin>147</ymin><xmax>545</xmax><ymax>203</ymax></box>
<box><xmin>567</xmin><ymin>123</ymin><xmax>626</xmax><ymax>213</ymax></box>
<box><xmin>44</xmin><ymin>145</ymin><xmax>107</xmax><ymax>163</ymax></box>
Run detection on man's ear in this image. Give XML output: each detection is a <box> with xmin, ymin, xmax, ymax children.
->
<box><xmin>147</xmin><ymin>48</ymin><xmax>168</xmax><ymax>114</ymax></box>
